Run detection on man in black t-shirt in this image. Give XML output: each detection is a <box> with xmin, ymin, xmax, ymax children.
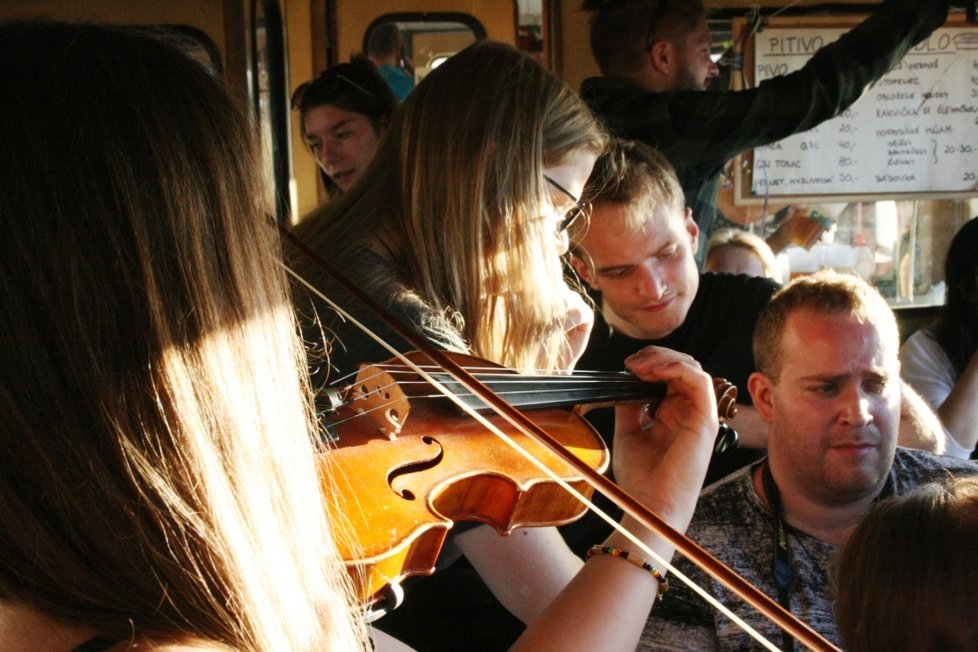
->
<box><xmin>560</xmin><ymin>140</ymin><xmax>774</xmax><ymax>554</ymax></box>
<box><xmin>570</xmin><ymin>141</ymin><xmax>775</xmax><ymax>450</ymax></box>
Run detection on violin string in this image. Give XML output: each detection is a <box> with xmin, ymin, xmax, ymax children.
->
<box><xmin>317</xmin><ymin>399</ymin><xmax>411</xmax><ymax>430</ymax></box>
<box><xmin>365</xmin><ymin>366</ymin><xmax>645</xmax><ymax>381</ymax></box>
<box><xmin>324</xmin><ymin>381</ymin><xmax>653</xmax><ymax>418</ymax></box>
<box><xmin>324</xmin><ymin>365</ymin><xmax>652</xmax><ymax>414</ymax></box>
<box><xmin>335</xmin><ymin>369</ymin><xmax>645</xmax><ymax>385</ymax></box>
<box><xmin>284</xmin><ymin>263</ymin><xmax>783</xmax><ymax>652</ymax></box>
<box><xmin>332</xmin><ymin>370</ymin><xmax>645</xmax><ymax>390</ymax></box>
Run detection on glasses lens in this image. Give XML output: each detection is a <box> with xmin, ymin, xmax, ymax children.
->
<box><xmin>559</xmin><ymin>200</ymin><xmax>591</xmax><ymax>233</ymax></box>
<box><xmin>545</xmin><ymin>175</ymin><xmax>590</xmax><ymax>233</ymax></box>
<box><xmin>559</xmin><ymin>208</ymin><xmax>580</xmax><ymax>233</ymax></box>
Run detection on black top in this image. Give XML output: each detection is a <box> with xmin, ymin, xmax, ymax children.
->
<box><xmin>561</xmin><ymin>272</ymin><xmax>778</xmax><ymax>556</ymax></box>
<box><xmin>578</xmin><ymin>272</ymin><xmax>778</xmax><ymax>396</ymax></box>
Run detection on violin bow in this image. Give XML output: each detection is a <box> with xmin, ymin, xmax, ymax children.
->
<box><xmin>280</xmin><ymin>226</ymin><xmax>840</xmax><ymax>652</ymax></box>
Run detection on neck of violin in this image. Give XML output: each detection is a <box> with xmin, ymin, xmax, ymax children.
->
<box><xmin>432</xmin><ymin>370</ymin><xmax>667</xmax><ymax>412</ymax></box>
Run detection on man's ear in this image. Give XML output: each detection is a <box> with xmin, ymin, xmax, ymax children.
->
<box><xmin>649</xmin><ymin>40</ymin><xmax>674</xmax><ymax>76</ymax></box>
<box><xmin>747</xmin><ymin>371</ymin><xmax>775</xmax><ymax>423</ymax></box>
<box><xmin>683</xmin><ymin>207</ymin><xmax>699</xmax><ymax>250</ymax></box>
<box><xmin>570</xmin><ymin>253</ymin><xmax>596</xmax><ymax>288</ymax></box>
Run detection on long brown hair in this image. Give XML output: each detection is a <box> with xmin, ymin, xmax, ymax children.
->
<box><xmin>292</xmin><ymin>40</ymin><xmax>606</xmax><ymax>372</ymax></box>
<box><xmin>0</xmin><ymin>20</ymin><xmax>366</xmax><ymax>650</ymax></box>
<box><xmin>835</xmin><ymin>476</ymin><xmax>978</xmax><ymax>652</ymax></box>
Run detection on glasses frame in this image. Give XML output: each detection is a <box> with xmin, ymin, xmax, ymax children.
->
<box><xmin>645</xmin><ymin>0</ymin><xmax>673</xmax><ymax>50</ymax></box>
<box><xmin>544</xmin><ymin>175</ymin><xmax>591</xmax><ymax>233</ymax></box>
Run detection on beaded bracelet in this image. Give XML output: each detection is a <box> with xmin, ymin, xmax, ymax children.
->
<box><xmin>586</xmin><ymin>545</ymin><xmax>670</xmax><ymax>597</ymax></box>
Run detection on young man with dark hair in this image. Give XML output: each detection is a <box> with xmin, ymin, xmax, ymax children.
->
<box><xmin>581</xmin><ymin>0</ymin><xmax>950</xmax><ymax>264</ymax></box>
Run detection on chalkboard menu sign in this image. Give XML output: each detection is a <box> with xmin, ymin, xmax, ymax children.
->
<box><xmin>735</xmin><ymin>20</ymin><xmax>978</xmax><ymax>202</ymax></box>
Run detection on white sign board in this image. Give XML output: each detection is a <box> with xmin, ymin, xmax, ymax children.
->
<box><xmin>751</xmin><ymin>26</ymin><xmax>978</xmax><ymax>197</ymax></box>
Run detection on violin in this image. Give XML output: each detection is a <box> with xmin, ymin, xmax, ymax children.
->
<box><xmin>318</xmin><ymin>351</ymin><xmax>739</xmax><ymax>611</ymax></box>
<box><xmin>282</xmin><ymin>227</ymin><xmax>839</xmax><ymax>651</ymax></box>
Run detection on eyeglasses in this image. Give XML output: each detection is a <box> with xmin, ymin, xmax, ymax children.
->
<box><xmin>290</xmin><ymin>73</ymin><xmax>378</xmax><ymax>110</ymax></box>
<box><xmin>645</xmin><ymin>0</ymin><xmax>673</xmax><ymax>50</ymax></box>
<box><xmin>544</xmin><ymin>175</ymin><xmax>591</xmax><ymax>233</ymax></box>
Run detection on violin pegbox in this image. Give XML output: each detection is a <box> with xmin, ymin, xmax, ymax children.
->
<box><xmin>345</xmin><ymin>363</ymin><xmax>412</xmax><ymax>440</ymax></box>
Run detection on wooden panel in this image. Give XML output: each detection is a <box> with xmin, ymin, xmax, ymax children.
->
<box><xmin>0</xmin><ymin>0</ymin><xmax>229</xmax><ymax>61</ymax></box>
<box><xmin>552</xmin><ymin>0</ymin><xmax>596</xmax><ymax>91</ymax></box>
<box><xmin>283</xmin><ymin>0</ymin><xmax>322</xmax><ymax>214</ymax></box>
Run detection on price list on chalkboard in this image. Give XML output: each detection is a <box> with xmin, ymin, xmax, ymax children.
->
<box><xmin>750</xmin><ymin>26</ymin><xmax>978</xmax><ymax>198</ymax></box>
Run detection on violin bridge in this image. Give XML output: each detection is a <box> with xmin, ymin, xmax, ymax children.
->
<box><xmin>345</xmin><ymin>363</ymin><xmax>411</xmax><ymax>440</ymax></box>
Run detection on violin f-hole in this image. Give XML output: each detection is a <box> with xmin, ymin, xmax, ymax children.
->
<box><xmin>387</xmin><ymin>436</ymin><xmax>444</xmax><ymax>499</ymax></box>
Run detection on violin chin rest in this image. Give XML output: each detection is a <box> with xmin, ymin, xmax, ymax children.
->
<box><xmin>363</xmin><ymin>581</ymin><xmax>405</xmax><ymax>623</ymax></box>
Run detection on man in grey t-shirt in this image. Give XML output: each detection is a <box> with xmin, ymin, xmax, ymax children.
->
<box><xmin>642</xmin><ymin>271</ymin><xmax>977</xmax><ymax>651</ymax></box>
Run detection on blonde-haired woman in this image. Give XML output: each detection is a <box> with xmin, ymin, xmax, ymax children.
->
<box><xmin>0</xmin><ymin>19</ymin><xmax>720</xmax><ymax>652</ymax></box>
<box><xmin>293</xmin><ymin>40</ymin><xmax>603</xmax><ymax>378</ymax></box>
<box><xmin>705</xmin><ymin>228</ymin><xmax>782</xmax><ymax>282</ymax></box>
<box><xmin>291</xmin><ymin>40</ymin><xmax>721</xmax><ymax>651</ymax></box>
<box><xmin>0</xmin><ymin>21</ymin><xmax>366</xmax><ymax>651</ymax></box>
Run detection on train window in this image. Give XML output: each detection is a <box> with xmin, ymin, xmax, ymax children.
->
<box><xmin>518</xmin><ymin>0</ymin><xmax>544</xmax><ymax>63</ymax></box>
<box><xmin>364</xmin><ymin>14</ymin><xmax>486</xmax><ymax>89</ymax></box>
<box><xmin>720</xmin><ymin>201</ymin><xmax>978</xmax><ymax>318</ymax></box>
<box><xmin>739</xmin><ymin>197</ymin><xmax>978</xmax><ymax>311</ymax></box>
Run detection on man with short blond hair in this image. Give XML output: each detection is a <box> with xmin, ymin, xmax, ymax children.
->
<box><xmin>639</xmin><ymin>270</ymin><xmax>975</xmax><ymax>651</ymax></box>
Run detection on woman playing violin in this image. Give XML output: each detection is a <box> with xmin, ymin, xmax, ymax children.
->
<box><xmin>290</xmin><ymin>40</ymin><xmax>721</xmax><ymax>651</ymax></box>
<box><xmin>0</xmin><ymin>20</ymin><xmax>368</xmax><ymax>651</ymax></box>
<box><xmin>292</xmin><ymin>40</ymin><xmax>600</xmax><ymax>379</ymax></box>
<box><xmin>0</xmin><ymin>21</ymin><xmax>722</xmax><ymax>652</ymax></box>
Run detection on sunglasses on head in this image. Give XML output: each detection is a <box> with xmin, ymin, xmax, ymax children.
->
<box><xmin>290</xmin><ymin>73</ymin><xmax>378</xmax><ymax>110</ymax></box>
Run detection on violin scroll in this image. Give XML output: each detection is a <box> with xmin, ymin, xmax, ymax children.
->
<box><xmin>713</xmin><ymin>377</ymin><xmax>738</xmax><ymax>421</ymax></box>
<box><xmin>641</xmin><ymin>376</ymin><xmax>738</xmax><ymax>422</ymax></box>
<box><xmin>712</xmin><ymin>378</ymin><xmax>739</xmax><ymax>454</ymax></box>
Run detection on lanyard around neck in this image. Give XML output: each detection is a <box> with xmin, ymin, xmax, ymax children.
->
<box><xmin>761</xmin><ymin>459</ymin><xmax>893</xmax><ymax>652</ymax></box>
<box><xmin>761</xmin><ymin>460</ymin><xmax>795</xmax><ymax>652</ymax></box>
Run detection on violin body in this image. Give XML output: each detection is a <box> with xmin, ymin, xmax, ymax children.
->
<box><xmin>318</xmin><ymin>352</ymin><xmax>610</xmax><ymax>607</ymax></box>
